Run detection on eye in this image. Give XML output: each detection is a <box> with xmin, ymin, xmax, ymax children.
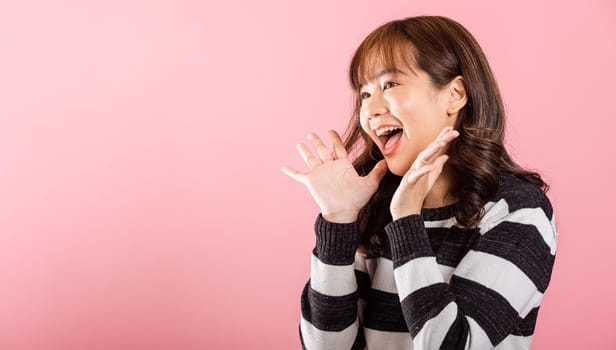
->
<box><xmin>360</xmin><ymin>91</ymin><xmax>370</xmax><ymax>100</ymax></box>
<box><xmin>384</xmin><ymin>81</ymin><xmax>398</xmax><ymax>89</ymax></box>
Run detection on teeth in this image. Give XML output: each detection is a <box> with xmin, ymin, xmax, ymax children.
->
<box><xmin>376</xmin><ymin>126</ymin><xmax>403</xmax><ymax>136</ymax></box>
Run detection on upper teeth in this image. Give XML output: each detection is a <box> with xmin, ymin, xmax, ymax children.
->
<box><xmin>376</xmin><ymin>126</ymin><xmax>403</xmax><ymax>136</ymax></box>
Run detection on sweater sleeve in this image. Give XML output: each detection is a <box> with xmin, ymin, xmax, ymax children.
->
<box><xmin>384</xmin><ymin>197</ymin><xmax>558</xmax><ymax>349</ymax></box>
<box><xmin>299</xmin><ymin>213</ymin><xmax>368</xmax><ymax>350</ymax></box>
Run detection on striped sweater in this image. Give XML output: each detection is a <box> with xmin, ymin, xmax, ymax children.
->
<box><xmin>299</xmin><ymin>172</ymin><xmax>558</xmax><ymax>349</ymax></box>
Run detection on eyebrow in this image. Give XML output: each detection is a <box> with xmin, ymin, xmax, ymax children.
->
<box><xmin>359</xmin><ymin>67</ymin><xmax>405</xmax><ymax>90</ymax></box>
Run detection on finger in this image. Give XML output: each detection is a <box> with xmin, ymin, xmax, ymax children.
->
<box><xmin>437</xmin><ymin>128</ymin><xmax>460</xmax><ymax>147</ymax></box>
<box><xmin>296</xmin><ymin>143</ymin><xmax>321</xmax><ymax>169</ymax></box>
<box><xmin>328</xmin><ymin>130</ymin><xmax>348</xmax><ymax>160</ymax></box>
<box><xmin>307</xmin><ymin>132</ymin><xmax>334</xmax><ymax>162</ymax></box>
<box><xmin>406</xmin><ymin>164</ymin><xmax>433</xmax><ymax>184</ymax></box>
<box><xmin>419</xmin><ymin>140</ymin><xmax>447</xmax><ymax>165</ymax></box>
<box><xmin>433</xmin><ymin>129</ymin><xmax>459</xmax><ymax>159</ymax></box>
<box><xmin>366</xmin><ymin>159</ymin><xmax>388</xmax><ymax>185</ymax></box>
<box><xmin>437</xmin><ymin>126</ymin><xmax>454</xmax><ymax>140</ymax></box>
<box><xmin>427</xmin><ymin>155</ymin><xmax>449</xmax><ymax>185</ymax></box>
<box><xmin>281</xmin><ymin>165</ymin><xmax>307</xmax><ymax>184</ymax></box>
<box><xmin>441</xmin><ymin>128</ymin><xmax>460</xmax><ymax>142</ymax></box>
<box><xmin>420</xmin><ymin>130</ymin><xmax>459</xmax><ymax>165</ymax></box>
<box><xmin>436</xmin><ymin>154</ymin><xmax>450</xmax><ymax>166</ymax></box>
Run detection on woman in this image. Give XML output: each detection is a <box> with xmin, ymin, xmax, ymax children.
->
<box><xmin>281</xmin><ymin>15</ymin><xmax>557</xmax><ymax>349</ymax></box>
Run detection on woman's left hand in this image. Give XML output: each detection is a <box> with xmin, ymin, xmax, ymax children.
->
<box><xmin>390</xmin><ymin>126</ymin><xmax>460</xmax><ymax>220</ymax></box>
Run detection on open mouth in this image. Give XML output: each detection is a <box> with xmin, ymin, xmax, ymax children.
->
<box><xmin>377</xmin><ymin>127</ymin><xmax>404</xmax><ymax>151</ymax></box>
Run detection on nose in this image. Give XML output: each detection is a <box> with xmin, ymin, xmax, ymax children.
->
<box><xmin>362</xmin><ymin>91</ymin><xmax>388</xmax><ymax>126</ymax></box>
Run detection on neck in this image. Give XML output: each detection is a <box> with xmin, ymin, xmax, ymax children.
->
<box><xmin>422</xmin><ymin>165</ymin><xmax>457</xmax><ymax>209</ymax></box>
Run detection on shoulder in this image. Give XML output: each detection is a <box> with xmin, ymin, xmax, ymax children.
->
<box><xmin>479</xmin><ymin>172</ymin><xmax>557</xmax><ymax>253</ymax></box>
<box><xmin>490</xmin><ymin>172</ymin><xmax>554</xmax><ymax>220</ymax></box>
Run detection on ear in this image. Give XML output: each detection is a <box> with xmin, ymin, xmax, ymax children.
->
<box><xmin>446</xmin><ymin>76</ymin><xmax>467</xmax><ymax>116</ymax></box>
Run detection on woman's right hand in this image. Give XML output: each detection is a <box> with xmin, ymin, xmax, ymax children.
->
<box><xmin>281</xmin><ymin>130</ymin><xmax>388</xmax><ymax>223</ymax></box>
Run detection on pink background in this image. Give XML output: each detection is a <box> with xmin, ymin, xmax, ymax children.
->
<box><xmin>0</xmin><ymin>0</ymin><xmax>614</xmax><ymax>349</ymax></box>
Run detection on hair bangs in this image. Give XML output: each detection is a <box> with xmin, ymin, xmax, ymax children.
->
<box><xmin>351</xmin><ymin>26</ymin><xmax>418</xmax><ymax>91</ymax></box>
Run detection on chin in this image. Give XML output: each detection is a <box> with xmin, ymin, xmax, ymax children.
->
<box><xmin>386</xmin><ymin>160</ymin><xmax>411</xmax><ymax>177</ymax></box>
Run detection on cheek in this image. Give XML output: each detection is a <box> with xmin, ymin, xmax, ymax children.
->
<box><xmin>387</xmin><ymin>92</ymin><xmax>415</xmax><ymax>115</ymax></box>
<box><xmin>359</xmin><ymin>113</ymin><xmax>369</xmax><ymax>132</ymax></box>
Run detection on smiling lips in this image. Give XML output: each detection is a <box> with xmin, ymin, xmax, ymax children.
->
<box><xmin>373</xmin><ymin>125</ymin><xmax>403</xmax><ymax>156</ymax></box>
<box><xmin>381</xmin><ymin>129</ymin><xmax>403</xmax><ymax>156</ymax></box>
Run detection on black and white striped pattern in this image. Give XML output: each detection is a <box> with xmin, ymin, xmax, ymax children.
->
<box><xmin>299</xmin><ymin>173</ymin><xmax>558</xmax><ymax>349</ymax></box>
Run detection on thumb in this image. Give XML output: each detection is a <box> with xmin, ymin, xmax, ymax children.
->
<box><xmin>366</xmin><ymin>159</ymin><xmax>388</xmax><ymax>185</ymax></box>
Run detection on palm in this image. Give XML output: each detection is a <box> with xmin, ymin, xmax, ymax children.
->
<box><xmin>389</xmin><ymin>126</ymin><xmax>460</xmax><ymax>220</ymax></box>
<box><xmin>281</xmin><ymin>130</ymin><xmax>387</xmax><ymax>221</ymax></box>
<box><xmin>306</xmin><ymin>158</ymin><xmax>379</xmax><ymax>214</ymax></box>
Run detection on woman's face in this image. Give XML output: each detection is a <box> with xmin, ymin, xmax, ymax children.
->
<box><xmin>358</xmin><ymin>65</ymin><xmax>463</xmax><ymax>176</ymax></box>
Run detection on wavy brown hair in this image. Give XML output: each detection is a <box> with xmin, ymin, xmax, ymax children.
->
<box><xmin>342</xmin><ymin>16</ymin><xmax>550</xmax><ymax>257</ymax></box>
